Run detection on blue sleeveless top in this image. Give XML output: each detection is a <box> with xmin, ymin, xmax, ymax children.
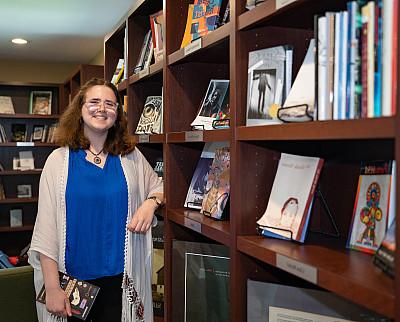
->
<box><xmin>65</xmin><ymin>149</ymin><xmax>128</xmax><ymax>280</ymax></box>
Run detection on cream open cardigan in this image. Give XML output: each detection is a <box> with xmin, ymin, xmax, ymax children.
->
<box><xmin>28</xmin><ymin>147</ymin><xmax>163</xmax><ymax>322</ymax></box>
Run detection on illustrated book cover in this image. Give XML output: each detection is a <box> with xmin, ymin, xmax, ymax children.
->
<box><xmin>172</xmin><ymin>240</ymin><xmax>230</xmax><ymax>322</ymax></box>
<box><xmin>191</xmin><ymin>79</ymin><xmax>229</xmax><ymax>130</ymax></box>
<box><xmin>0</xmin><ymin>96</ymin><xmax>15</xmax><ymax>114</ymax></box>
<box><xmin>201</xmin><ymin>146</ymin><xmax>230</xmax><ymax>220</ymax></box>
<box><xmin>185</xmin><ymin>142</ymin><xmax>229</xmax><ymax>209</ymax></box>
<box><xmin>133</xmin><ymin>30</ymin><xmax>153</xmax><ymax>74</ymax></box>
<box><xmin>111</xmin><ymin>59</ymin><xmax>124</xmax><ymax>85</ymax></box>
<box><xmin>190</xmin><ymin>0</ymin><xmax>223</xmax><ymax>41</ymax></box>
<box><xmin>246</xmin><ymin>45</ymin><xmax>293</xmax><ymax>126</ymax></box>
<box><xmin>135</xmin><ymin>96</ymin><xmax>163</xmax><ymax>134</ymax></box>
<box><xmin>11</xmin><ymin>123</ymin><xmax>27</xmax><ymax>142</ymax></box>
<box><xmin>37</xmin><ymin>272</ymin><xmax>100</xmax><ymax>320</ymax></box>
<box><xmin>347</xmin><ymin>161</ymin><xmax>393</xmax><ymax>254</ymax></box>
<box><xmin>29</xmin><ymin>91</ymin><xmax>52</xmax><ymax>115</ymax></box>
<box><xmin>257</xmin><ymin>153</ymin><xmax>324</xmax><ymax>242</ymax></box>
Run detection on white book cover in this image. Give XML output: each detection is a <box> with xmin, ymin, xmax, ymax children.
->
<box><xmin>318</xmin><ymin>16</ymin><xmax>328</xmax><ymax>120</ymax></box>
<box><xmin>279</xmin><ymin>39</ymin><xmax>315</xmax><ymax>122</ymax></box>
<box><xmin>257</xmin><ymin>153</ymin><xmax>323</xmax><ymax>242</ymax></box>
<box><xmin>382</xmin><ymin>0</ymin><xmax>394</xmax><ymax>116</ymax></box>
<box><xmin>246</xmin><ymin>45</ymin><xmax>290</xmax><ymax>126</ymax></box>
<box><xmin>339</xmin><ymin>11</ymin><xmax>348</xmax><ymax>120</ymax></box>
<box><xmin>10</xmin><ymin>209</ymin><xmax>23</xmax><ymax>227</ymax></box>
<box><xmin>184</xmin><ymin>142</ymin><xmax>229</xmax><ymax>209</ymax></box>
<box><xmin>333</xmin><ymin>12</ymin><xmax>341</xmax><ymax>120</ymax></box>
<box><xmin>18</xmin><ymin>151</ymin><xmax>35</xmax><ymax>170</ymax></box>
<box><xmin>191</xmin><ymin>80</ymin><xmax>229</xmax><ymax>130</ymax></box>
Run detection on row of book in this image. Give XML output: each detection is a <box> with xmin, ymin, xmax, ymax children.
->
<box><xmin>172</xmin><ymin>239</ymin><xmax>389</xmax><ymax>321</ymax></box>
<box><xmin>0</xmin><ymin>123</ymin><xmax>58</xmax><ymax>143</ymax></box>
<box><xmin>316</xmin><ymin>0</ymin><xmax>397</xmax><ymax>120</ymax></box>
<box><xmin>0</xmin><ymin>92</ymin><xmax>53</xmax><ymax>115</ymax></box>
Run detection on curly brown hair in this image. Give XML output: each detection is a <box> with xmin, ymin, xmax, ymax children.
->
<box><xmin>55</xmin><ymin>78</ymin><xmax>135</xmax><ymax>155</ymax></box>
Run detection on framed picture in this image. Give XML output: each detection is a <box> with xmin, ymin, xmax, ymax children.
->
<box><xmin>17</xmin><ymin>184</ymin><xmax>32</xmax><ymax>198</ymax></box>
<box><xmin>29</xmin><ymin>91</ymin><xmax>52</xmax><ymax>115</ymax></box>
<box><xmin>32</xmin><ymin>125</ymin><xmax>45</xmax><ymax>141</ymax></box>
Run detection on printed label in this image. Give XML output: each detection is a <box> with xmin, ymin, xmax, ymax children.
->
<box><xmin>16</xmin><ymin>142</ymin><xmax>35</xmax><ymax>147</ymax></box>
<box><xmin>138</xmin><ymin>134</ymin><xmax>150</xmax><ymax>143</ymax></box>
<box><xmin>185</xmin><ymin>131</ymin><xmax>204</xmax><ymax>142</ymax></box>
<box><xmin>276</xmin><ymin>254</ymin><xmax>317</xmax><ymax>284</ymax></box>
<box><xmin>184</xmin><ymin>38</ymin><xmax>202</xmax><ymax>56</ymax></box>
<box><xmin>276</xmin><ymin>0</ymin><xmax>297</xmax><ymax>10</ymax></box>
<box><xmin>184</xmin><ymin>217</ymin><xmax>202</xmax><ymax>234</ymax></box>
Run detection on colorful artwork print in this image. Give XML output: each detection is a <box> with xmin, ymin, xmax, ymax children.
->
<box><xmin>357</xmin><ymin>182</ymin><xmax>383</xmax><ymax>246</ymax></box>
<box><xmin>191</xmin><ymin>0</ymin><xmax>222</xmax><ymax>40</ymax></box>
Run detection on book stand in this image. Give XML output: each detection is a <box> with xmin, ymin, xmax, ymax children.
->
<box><xmin>257</xmin><ymin>225</ymin><xmax>294</xmax><ymax>241</ymax></box>
<box><xmin>277</xmin><ymin>103</ymin><xmax>314</xmax><ymax>123</ymax></box>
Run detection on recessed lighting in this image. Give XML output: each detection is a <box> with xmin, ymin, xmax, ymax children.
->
<box><xmin>12</xmin><ymin>38</ymin><xmax>28</xmax><ymax>45</ymax></box>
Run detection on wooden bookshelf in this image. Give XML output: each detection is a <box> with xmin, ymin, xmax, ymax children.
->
<box><xmin>103</xmin><ymin>0</ymin><xmax>399</xmax><ymax>321</ymax></box>
<box><xmin>0</xmin><ymin>82</ymin><xmax>59</xmax><ymax>256</ymax></box>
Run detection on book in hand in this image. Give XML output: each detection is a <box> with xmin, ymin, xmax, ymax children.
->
<box><xmin>36</xmin><ymin>272</ymin><xmax>100</xmax><ymax>320</ymax></box>
<box><xmin>135</xmin><ymin>96</ymin><xmax>163</xmax><ymax>134</ymax></box>
<box><xmin>257</xmin><ymin>153</ymin><xmax>324</xmax><ymax>242</ymax></box>
<box><xmin>201</xmin><ymin>146</ymin><xmax>230</xmax><ymax>220</ymax></box>
<box><xmin>246</xmin><ymin>45</ymin><xmax>293</xmax><ymax>126</ymax></box>
<box><xmin>191</xmin><ymin>79</ymin><xmax>229</xmax><ymax>130</ymax></box>
<box><xmin>347</xmin><ymin>161</ymin><xmax>393</xmax><ymax>254</ymax></box>
<box><xmin>185</xmin><ymin>142</ymin><xmax>228</xmax><ymax>209</ymax></box>
<box><xmin>373</xmin><ymin>220</ymin><xmax>395</xmax><ymax>278</ymax></box>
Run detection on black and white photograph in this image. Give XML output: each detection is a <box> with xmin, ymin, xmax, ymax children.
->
<box><xmin>17</xmin><ymin>184</ymin><xmax>32</xmax><ymax>198</ymax></box>
<box><xmin>32</xmin><ymin>125</ymin><xmax>45</xmax><ymax>141</ymax></box>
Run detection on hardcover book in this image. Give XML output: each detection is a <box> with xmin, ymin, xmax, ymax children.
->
<box><xmin>135</xmin><ymin>96</ymin><xmax>163</xmax><ymax>134</ymax></box>
<box><xmin>246</xmin><ymin>45</ymin><xmax>293</xmax><ymax>126</ymax></box>
<box><xmin>185</xmin><ymin>142</ymin><xmax>228</xmax><ymax>209</ymax></box>
<box><xmin>36</xmin><ymin>272</ymin><xmax>100</xmax><ymax>320</ymax></box>
<box><xmin>347</xmin><ymin>161</ymin><xmax>393</xmax><ymax>254</ymax></box>
<box><xmin>172</xmin><ymin>240</ymin><xmax>230</xmax><ymax>322</ymax></box>
<box><xmin>11</xmin><ymin>124</ymin><xmax>27</xmax><ymax>142</ymax></box>
<box><xmin>0</xmin><ymin>96</ymin><xmax>15</xmax><ymax>114</ymax></box>
<box><xmin>190</xmin><ymin>0</ymin><xmax>223</xmax><ymax>41</ymax></box>
<box><xmin>257</xmin><ymin>153</ymin><xmax>324</xmax><ymax>242</ymax></box>
<box><xmin>191</xmin><ymin>79</ymin><xmax>229</xmax><ymax>130</ymax></box>
<box><xmin>201</xmin><ymin>146</ymin><xmax>230</xmax><ymax>219</ymax></box>
<box><xmin>373</xmin><ymin>220</ymin><xmax>395</xmax><ymax>278</ymax></box>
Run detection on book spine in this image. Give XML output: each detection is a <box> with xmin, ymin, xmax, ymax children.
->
<box><xmin>340</xmin><ymin>11</ymin><xmax>349</xmax><ymax>120</ymax></box>
<box><xmin>326</xmin><ymin>13</ymin><xmax>335</xmax><ymax>120</ymax></box>
<box><xmin>317</xmin><ymin>16</ymin><xmax>328</xmax><ymax>120</ymax></box>
<box><xmin>333</xmin><ymin>12</ymin><xmax>341</xmax><ymax>120</ymax></box>
<box><xmin>391</xmin><ymin>0</ymin><xmax>398</xmax><ymax>114</ymax></box>
<box><xmin>295</xmin><ymin>158</ymin><xmax>324</xmax><ymax>241</ymax></box>
<box><xmin>361</xmin><ymin>6</ymin><xmax>369</xmax><ymax>118</ymax></box>
<box><xmin>366</xmin><ymin>2</ymin><xmax>375</xmax><ymax>118</ymax></box>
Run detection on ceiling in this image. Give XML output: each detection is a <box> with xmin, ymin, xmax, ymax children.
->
<box><xmin>0</xmin><ymin>0</ymin><xmax>135</xmax><ymax>63</ymax></box>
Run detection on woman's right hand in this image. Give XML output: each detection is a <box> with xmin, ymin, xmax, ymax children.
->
<box><xmin>45</xmin><ymin>286</ymin><xmax>72</xmax><ymax>318</ymax></box>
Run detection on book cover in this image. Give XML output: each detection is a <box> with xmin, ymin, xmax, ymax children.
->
<box><xmin>152</xmin><ymin>220</ymin><xmax>164</xmax><ymax>316</ymax></box>
<box><xmin>201</xmin><ymin>146</ymin><xmax>230</xmax><ymax>220</ymax></box>
<box><xmin>172</xmin><ymin>240</ymin><xmax>230</xmax><ymax>322</ymax></box>
<box><xmin>133</xmin><ymin>30</ymin><xmax>153</xmax><ymax>74</ymax></box>
<box><xmin>246</xmin><ymin>45</ymin><xmax>292</xmax><ymax>126</ymax></box>
<box><xmin>185</xmin><ymin>142</ymin><xmax>228</xmax><ymax>209</ymax></box>
<box><xmin>0</xmin><ymin>96</ymin><xmax>15</xmax><ymax>114</ymax></box>
<box><xmin>9</xmin><ymin>208</ymin><xmax>23</xmax><ymax>227</ymax></box>
<box><xmin>150</xmin><ymin>10</ymin><xmax>164</xmax><ymax>63</ymax></box>
<box><xmin>247</xmin><ymin>280</ymin><xmax>391</xmax><ymax>322</ymax></box>
<box><xmin>181</xmin><ymin>4</ymin><xmax>195</xmax><ymax>48</ymax></box>
<box><xmin>257</xmin><ymin>153</ymin><xmax>324</xmax><ymax>242</ymax></box>
<box><xmin>36</xmin><ymin>272</ymin><xmax>100</xmax><ymax>320</ymax></box>
<box><xmin>347</xmin><ymin>161</ymin><xmax>393</xmax><ymax>254</ymax></box>
<box><xmin>29</xmin><ymin>91</ymin><xmax>52</xmax><ymax>115</ymax></box>
<box><xmin>135</xmin><ymin>96</ymin><xmax>163</xmax><ymax>134</ymax></box>
<box><xmin>373</xmin><ymin>220</ymin><xmax>395</xmax><ymax>277</ymax></box>
<box><xmin>191</xmin><ymin>79</ymin><xmax>229</xmax><ymax>130</ymax></box>
<box><xmin>11</xmin><ymin>124</ymin><xmax>27</xmax><ymax>142</ymax></box>
<box><xmin>190</xmin><ymin>0</ymin><xmax>223</xmax><ymax>41</ymax></box>
<box><xmin>153</xmin><ymin>157</ymin><xmax>164</xmax><ymax>178</ymax></box>
<box><xmin>111</xmin><ymin>59</ymin><xmax>124</xmax><ymax>85</ymax></box>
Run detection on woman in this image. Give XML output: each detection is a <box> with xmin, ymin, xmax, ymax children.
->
<box><xmin>29</xmin><ymin>78</ymin><xmax>163</xmax><ymax>322</ymax></box>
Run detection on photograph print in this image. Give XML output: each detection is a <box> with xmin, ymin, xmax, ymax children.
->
<box><xmin>191</xmin><ymin>79</ymin><xmax>229</xmax><ymax>130</ymax></box>
<box><xmin>246</xmin><ymin>45</ymin><xmax>288</xmax><ymax>126</ymax></box>
<box><xmin>29</xmin><ymin>91</ymin><xmax>52</xmax><ymax>115</ymax></box>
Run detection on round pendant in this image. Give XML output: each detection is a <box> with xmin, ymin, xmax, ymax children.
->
<box><xmin>94</xmin><ymin>156</ymin><xmax>101</xmax><ymax>164</ymax></box>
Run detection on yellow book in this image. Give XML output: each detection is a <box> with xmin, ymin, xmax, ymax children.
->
<box><xmin>180</xmin><ymin>4</ymin><xmax>194</xmax><ymax>49</ymax></box>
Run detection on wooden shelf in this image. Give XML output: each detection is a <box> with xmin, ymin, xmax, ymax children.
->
<box><xmin>168</xmin><ymin>22</ymin><xmax>232</xmax><ymax>66</ymax></box>
<box><xmin>0</xmin><ymin>198</ymin><xmax>38</xmax><ymax>204</ymax></box>
<box><xmin>0</xmin><ymin>113</ymin><xmax>60</xmax><ymax>119</ymax></box>
<box><xmin>117</xmin><ymin>79</ymin><xmax>128</xmax><ymax>91</ymax></box>
<box><xmin>154</xmin><ymin>315</ymin><xmax>164</xmax><ymax>322</ymax></box>
<box><xmin>0</xmin><ymin>142</ymin><xmax>58</xmax><ymax>147</ymax></box>
<box><xmin>0</xmin><ymin>225</ymin><xmax>34</xmax><ymax>233</ymax></box>
<box><xmin>237</xmin><ymin>117</ymin><xmax>395</xmax><ymax>141</ymax></box>
<box><xmin>128</xmin><ymin>60</ymin><xmax>163</xmax><ymax>85</ymax></box>
<box><xmin>0</xmin><ymin>169</ymin><xmax>42</xmax><ymax>175</ymax></box>
<box><xmin>133</xmin><ymin>134</ymin><xmax>165</xmax><ymax>144</ymax></box>
<box><xmin>237</xmin><ymin>235</ymin><xmax>395</xmax><ymax>318</ymax></box>
<box><xmin>168</xmin><ymin>208</ymin><xmax>230</xmax><ymax>246</ymax></box>
<box><xmin>167</xmin><ymin>129</ymin><xmax>230</xmax><ymax>143</ymax></box>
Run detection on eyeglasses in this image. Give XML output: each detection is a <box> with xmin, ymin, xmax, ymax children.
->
<box><xmin>84</xmin><ymin>98</ymin><xmax>119</xmax><ymax>113</ymax></box>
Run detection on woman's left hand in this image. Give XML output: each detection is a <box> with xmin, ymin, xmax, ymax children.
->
<box><xmin>127</xmin><ymin>199</ymin><xmax>157</xmax><ymax>233</ymax></box>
